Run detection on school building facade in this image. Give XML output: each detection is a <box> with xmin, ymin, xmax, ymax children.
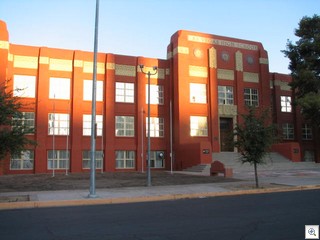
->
<box><xmin>0</xmin><ymin>20</ymin><xmax>318</xmax><ymax>175</ymax></box>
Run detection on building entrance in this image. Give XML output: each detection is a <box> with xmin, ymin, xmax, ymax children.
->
<box><xmin>219</xmin><ymin>118</ymin><xmax>234</xmax><ymax>152</ymax></box>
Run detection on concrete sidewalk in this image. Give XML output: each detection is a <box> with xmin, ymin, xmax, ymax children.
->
<box><xmin>0</xmin><ymin>167</ymin><xmax>320</xmax><ymax>210</ymax></box>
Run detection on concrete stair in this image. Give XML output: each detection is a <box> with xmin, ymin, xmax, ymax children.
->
<box><xmin>183</xmin><ymin>164</ymin><xmax>211</xmax><ymax>175</ymax></box>
<box><xmin>212</xmin><ymin>152</ymin><xmax>319</xmax><ymax>172</ymax></box>
<box><xmin>181</xmin><ymin>152</ymin><xmax>319</xmax><ymax>175</ymax></box>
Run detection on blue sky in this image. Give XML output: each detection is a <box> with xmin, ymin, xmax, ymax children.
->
<box><xmin>0</xmin><ymin>0</ymin><xmax>319</xmax><ymax>74</ymax></box>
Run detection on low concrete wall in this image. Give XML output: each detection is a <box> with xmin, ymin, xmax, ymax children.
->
<box><xmin>271</xmin><ymin>142</ymin><xmax>301</xmax><ymax>162</ymax></box>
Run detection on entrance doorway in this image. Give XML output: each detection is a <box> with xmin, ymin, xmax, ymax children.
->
<box><xmin>220</xmin><ymin>118</ymin><xmax>234</xmax><ymax>152</ymax></box>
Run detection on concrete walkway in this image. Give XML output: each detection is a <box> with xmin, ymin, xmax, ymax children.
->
<box><xmin>0</xmin><ymin>159</ymin><xmax>320</xmax><ymax>210</ymax></box>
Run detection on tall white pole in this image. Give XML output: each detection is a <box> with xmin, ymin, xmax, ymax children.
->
<box><xmin>101</xmin><ymin>107</ymin><xmax>104</xmax><ymax>174</ymax></box>
<box><xmin>89</xmin><ymin>0</ymin><xmax>99</xmax><ymax>198</ymax></box>
<box><xmin>52</xmin><ymin>94</ymin><xmax>55</xmax><ymax>177</ymax></box>
<box><xmin>170</xmin><ymin>100</ymin><xmax>173</xmax><ymax>174</ymax></box>
<box><xmin>141</xmin><ymin>108</ymin><xmax>144</xmax><ymax>173</ymax></box>
<box><xmin>66</xmin><ymin>100</ymin><xmax>70</xmax><ymax>175</ymax></box>
<box><xmin>147</xmin><ymin>71</ymin><xmax>151</xmax><ymax>186</ymax></box>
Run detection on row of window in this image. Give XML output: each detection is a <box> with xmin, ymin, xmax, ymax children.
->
<box><xmin>17</xmin><ymin>111</ymin><xmax>313</xmax><ymax>140</ymax></box>
<box><xmin>17</xmin><ymin>112</ymin><xmax>203</xmax><ymax>137</ymax></box>
<box><xmin>14</xmin><ymin>75</ymin><xmax>265</xmax><ymax>107</ymax></box>
<box><xmin>282</xmin><ymin>123</ymin><xmax>313</xmax><ymax>140</ymax></box>
<box><xmin>12</xmin><ymin>147</ymin><xmax>315</xmax><ymax>171</ymax></box>
<box><xmin>13</xmin><ymin>76</ymin><xmax>164</xmax><ymax>104</ymax></box>
<box><xmin>14</xmin><ymin>75</ymin><xmax>296</xmax><ymax>111</ymax></box>
<box><xmin>10</xmin><ymin>150</ymin><xmax>165</xmax><ymax>170</ymax></box>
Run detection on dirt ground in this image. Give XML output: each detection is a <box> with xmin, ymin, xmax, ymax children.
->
<box><xmin>0</xmin><ymin>171</ymin><xmax>240</xmax><ymax>193</ymax></box>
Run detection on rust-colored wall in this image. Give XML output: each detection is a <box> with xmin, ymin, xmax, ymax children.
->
<box><xmin>169</xmin><ymin>29</ymin><xmax>272</xmax><ymax>169</ymax></box>
<box><xmin>1</xmin><ymin>20</ymin><xmax>319</xmax><ymax>175</ymax></box>
<box><xmin>271</xmin><ymin>142</ymin><xmax>301</xmax><ymax>162</ymax></box>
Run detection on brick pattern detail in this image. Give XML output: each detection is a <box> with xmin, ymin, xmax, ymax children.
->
<box><xmin>209</xmin><ymin>47</ymin><xmax>217</xmax><ymax>69</ymax></box>
<box><xmin>243</xmin><ymin>72</ymin><xmax>259</xmax><ymax>83</ymax></box>
<box><xmin>217</xmin><ymin>69</ymin><xmax>234</xmax><ymax>80</ymax></box>
<box><xmin>189</xmin><ymin>65</ymin><xmax>208</xmax><ymax>78</ymax></box>
<box><xmin>115</xmin><ymin>64</ymin><xmax>136</xmax><ymax>77</ymax></box>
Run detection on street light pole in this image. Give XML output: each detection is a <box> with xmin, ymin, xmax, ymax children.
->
<box><xmin>89</xmin><ymin>0</ymin><xmax>100</xmax><ymax>198</ymax></box>
<box><xmin>139</xmin><ymin>64</ymin><xmax>157</xmax><ymax>187</ymax></box>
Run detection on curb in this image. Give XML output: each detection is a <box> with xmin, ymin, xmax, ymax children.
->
<box><xmin>1</xmin><ymin>185</ymin><xmax>320</xmax><ymax>210</ymax></box>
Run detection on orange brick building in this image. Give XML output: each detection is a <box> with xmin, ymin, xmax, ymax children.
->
<box><xmin>0</xmin><ymin>20</ymin><xmax>318</xmax><ymax>175</ymax></box>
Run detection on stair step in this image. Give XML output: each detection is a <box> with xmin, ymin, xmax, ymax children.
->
<box><xmin>183</xmin><ymin>164</ymin><xmax>210</xmax><ymax>173</ymax></box>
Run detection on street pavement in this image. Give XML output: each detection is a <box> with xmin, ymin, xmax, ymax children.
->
<box><xmin>0</xmin><ymin>158</ymin><xmax>320</xmax><ymax>210</ymax></box>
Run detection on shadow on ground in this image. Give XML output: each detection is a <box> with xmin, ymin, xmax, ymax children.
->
<box><xmin>0</xmin><ymin>172</ymin><xmax>241</xmax><ymax>192</ymax></box>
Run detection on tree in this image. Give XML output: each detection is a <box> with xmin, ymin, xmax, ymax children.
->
<box><xmin>0</xmin><ymin>82</ymin><xmax>36</xmax><ymax>160</ymax></box>
<box><xmin>232</xmin><ymin>107</ymin><xmax>277</xmax><ymax>188</ymax></box>
<box><xmin>282</xmin><ymin>14</ymin><xmax>320</xmax><ymax>127</ymax></box>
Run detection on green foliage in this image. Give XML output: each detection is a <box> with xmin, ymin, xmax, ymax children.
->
<box><xmin>233</xmin><ymin>107</ymin><xmax>276</xmax><ymax>165</ymax></box>
<box><xmin>282</xmin><ymin>14</ymin><xmax>320</xmax><ymax>127</ymax></box>
<box><xmin>233</xmin><ymin>107</ymin><xmax>277</xmax><ymax>188</ymax></box>
<box><xmin>0</xmin><ymin>83</ymin><xmax>36</xmax><ymax>159</ymax></box>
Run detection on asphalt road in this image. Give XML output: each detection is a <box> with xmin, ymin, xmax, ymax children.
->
<box><xmin>1</xmin><ymin>190</ymin><xmax>319</xmax><ymax>240</ymax></box>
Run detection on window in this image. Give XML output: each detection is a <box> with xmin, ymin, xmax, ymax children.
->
<box><xmin>82</xmin><ymin>151</ymin><xmax>103</xmax><ymax>169</ymax></box>
<box><xmin>83</xmin><ymin>114</ymin><xmax>103</xmax><ymax>136</ymax></box>
<box><xmin>12</xmin><ymin>112</ymin><xmax>35</xmax><ymax>134</ymax></box>
<box><xmin>190</xmin><ymin>116</ymin><xmax>208</xmax><ymax>136</ymax></box>
<box><xmin>116</xmin><ymin>82</ymin><xmax>134</xmax><ymax>103</ymax></box>
<box><xmin>304</xmin><ymin>151</ymin><xmax>315</xmax><ymax>162</ymax></box>
<box><xmin>281</xmin><ymin>96</ymin><xmax>292</xmax><ymax>112</ymax></box>
<box><xmin>149</xmin><ymin>151</ymin><xmax>165</xmax><ymax>168</ymax></box>
<box><xmin>115</xmin><ymin>116</ymin><xmax>134</xmax><ymax>136</ymax></box>
<box><xmin>244</xmin><ymin>88</ymin><xmax>259</xmax><ymax>106</ymax></box>
<box><xmin>49</xmin><ymin>77</ymin><xmax>70</xmax><ymax>100</ymax></box>
<box><xmin>83</xmin><ymin>80</ymin><xmax>103</xmax><ymax>101</ymax></box>
<box><xmin>282</xmin><ymin>123</ymin><xmax>294</xmax><ymax>140</ymax></box>
<box><xmin>13</xmin><ymin>75</ymin><xmax>36</xmax><ymax>98</ymax></box>
<box><xmin>47</xmin><ymin>150</ymin><xmax>69</xmax><ymax>169</ymax></box>
<box><xmin>48</xmin><ymin>113</ymin><xmax>69</xmax><ymax>135</ymax></box>
<box><xmin>146</xmin><ymin>117</ymin><xmax>164</xmax><ymax>137</ymax></box>
<box><xmin>302</xmin><ymin>124</ymin><xmax>313</xmax><ymax>140</ymax></box>
<box><xmin>115</xmin><ymin>150</ymin><xmax>135</xmax><ymax>169</ymax></box>
<box><xmin>218</xmin><ymin>86</ymin><xmax>234</xmax><ymax>105</ymax></box>
<box><xmin>190</xmin><ymin>83</ymin><xmax>206</xmax><ymax>103</ymax></box>
<box><xmin>146</xmin><ymin>85</ymin><xmax>164</xmax><ymax>104</ymax></box>
<box><xmin>10</xmin><ymin>150</ymin><xmax>34</xmax><ymax>170</ymax></box>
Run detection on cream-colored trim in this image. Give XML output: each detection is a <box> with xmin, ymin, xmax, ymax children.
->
<box><xmin>166</xmin><ymin>68</ymin><xmax>170</xmax><ymax>76</ymax></box>
<box><xmin>167</xmin><ymin>51</ymin><xmax>172</xmax><ymax>59</ymax></box>
<box><xmin>243</xmin><ymin>72</ymin><xmax>259</xmax><ymax>83</ymax></box>
<box><xmin>173</xmin><ymin>46</ymin><xmax>189</xmax><ymax>56</ymax></box>
<box><xmin>97</xmin><ymin>62</ymin><xmax>105</xmax><ymax>74</ymax></box>
<box><xmin>259</xmin><ymin>58</ymin><xmax>269</xmax><ymax>65</ymax></box>
<box><xmin>115</xmin><ymin>64</ymin><xmax>136</xmax><ymax>77</ymax></box>
<box><xmin>218</xmin><ymin>105</ymin><xmax>238</xmax><ymax>116</ymax></box>
<box><xmin>188</xmin><ymin>35</ymin><xmax>258</xmax><ymax>51</ymax></box>
<box><xmin>189</xmin><ymin>65</ymin><xmax>208</xmax><ymax>78</ymax></box>
<box><xmin>83</xmin><ymin>61</ymin><xmax>105</xmax><ymax>74</ymax></box>
<box><xmin>8</xmin><ymin>53</ymin><xmax>13</xmax><ymax>62</ymax></box>
<box><xmin>217</xmin><ymin>69</ymin><xmax>234</xmax><ymax>80</ymax></box>
<box><xmin>74</xmin><ymin>60</ymin><xmax>83</xmax><ymax>68</ymax></box>
<box><xmin>106</xmin><ymin>62</ymin><xmax>115</xmax><ymax>70</ymax></box>
<box><xmin>39</xmin><ymin>56</ymin><xmax>49</xmax><ymax>64</ymax></box>
<box><xmin>13</xmin><ymin>55</ymin><xmax>38</xmax><ymax>69</ymax></box>
<box><xmin>270</xmin><ymin>80</ymin><xmax>274</xmax><ymax>89</ymax></box>
<box><xmin>208</xmin><ymin>47</ymin><xmax>217</xmax><ymax>69</ymax></box>
<box><xmin>0</xmin><ymin>40</ymin><xmax>9</xmax><ymax>50</ymax></box>
<box><xmin>156</xmin><ymin>68</ymin><xmax>165</xmax><ymax>79</ymax></box>
<box><xmin>49</xmin><ymin>58</ymin><xmax>72</xmax><ymax>72</ymax></box>
<box><xmin>235</xmin><ymin>51</ymin><xmax>243</xmax><ymax>72</ymax></box>
<box><xmin>274</xmin><ymin>80</ymin><xmax>292</xmax><ymax>91</ymax></box>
